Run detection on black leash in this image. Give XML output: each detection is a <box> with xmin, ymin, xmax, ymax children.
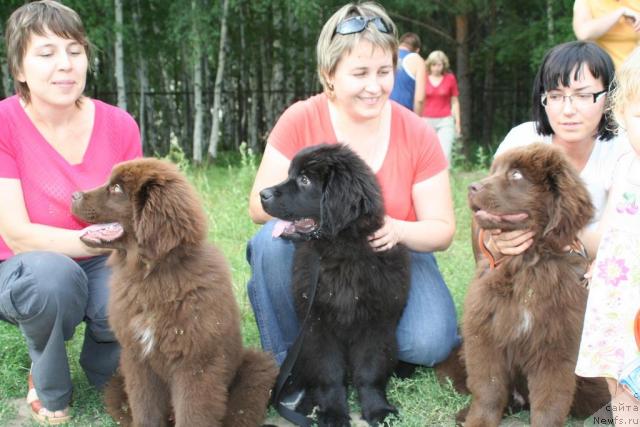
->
<box><xmin>271</xmin><ymin>250</ymin><xmax>321</xmax><ymax>426</ymax></box>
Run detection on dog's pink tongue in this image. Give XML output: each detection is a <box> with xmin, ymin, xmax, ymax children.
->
<box><xmin>501</xmin><ymin>212</ymin><xmax>529</xmax><ymax>222</ymax></box>
<box><xmin>80</xmin><ymin>223</ymin><xmax>123</xmax><ymax>243</ymax></box>
<box><xmin>272</xmin><ymin>220</ymin><xmax>293</xmax><ymax>238</ymax></box>
<box><xmin>475</xmin><ymin>210</ymin><xmax>528</xmax><ymax>223</ymax></box>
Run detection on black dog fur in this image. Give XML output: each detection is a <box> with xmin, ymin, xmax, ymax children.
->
<box><xmin>260</xmin><ymin>144</ymin><xmax>410</xmax><ymax>426</ymax></box>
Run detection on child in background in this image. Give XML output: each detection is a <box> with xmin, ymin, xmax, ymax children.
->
<box><xmin>576</xmin><ymin>48</ymin><xmax>640</xmax><ymax>424</ymax></box>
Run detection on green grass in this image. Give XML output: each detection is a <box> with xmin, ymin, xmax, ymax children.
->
<box><xmin>0</xmin><ymin>161</ymin><xmax>485</xmax><ymax>426</ymax></box>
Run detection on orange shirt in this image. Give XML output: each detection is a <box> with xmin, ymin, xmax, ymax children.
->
<box><xmin>586</xmin><ymin>0</ymin><xmax>640</xmax><ymax>68</ymax></box>
<box><xmin>268</xmin><ymin>94</ymin><xmax>447</xmax><ymax>221</ymax></box>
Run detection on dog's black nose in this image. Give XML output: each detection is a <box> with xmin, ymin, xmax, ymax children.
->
<box><xmin>260</xmin><ymin>188</ymin><xmax>274</xmax><ymax>201</ymax></box>
<box><xmin>72</xmin><ymin>191</ymin><xmax>83</xmax><ymax>201</ymax></box>
<box><xmin>468</xmin><ymin>182</ymin><xmax>483</xmax><ymax>194</ymax></box>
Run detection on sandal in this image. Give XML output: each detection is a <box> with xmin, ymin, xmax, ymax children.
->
<box><xmin>27</xmin><ymin>373</ymin><xmax>71</xmax><ymax>425</ymax></box>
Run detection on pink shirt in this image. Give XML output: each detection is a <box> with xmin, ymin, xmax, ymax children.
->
<box><xmin>269</xmin><ymin>94</ymin><xmax>447</xmax><ymax>221</ymax></box>
<box><xmin>423</xmin><ymin>73</ymin><xmax>459</xmax><ymax>118</ymax></box>
<box><xmin>0</xmin><ymin>96</ymin><xmax>142</xmax><ymax>260</ymax></box>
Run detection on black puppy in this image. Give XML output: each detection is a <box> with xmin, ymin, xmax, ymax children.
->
<box><xmin>260</xmin><ymin>144</ymin><xmax>410</xmax><ymax>426</ymax></box>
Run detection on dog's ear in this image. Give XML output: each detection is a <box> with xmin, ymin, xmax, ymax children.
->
<box><xmin>133</xmin><ymin>171</ymin><xmax>207</xmax><ymax>260</ymax></box>
<box><xmin>320</xmin><ymin>161</ymin><xmax>382</xmax><ymax>237</ymax></box>
<box><xmin>542</xmin><ymin>156</ymin><xmax>594</xmax><ymax>249</ymax></box>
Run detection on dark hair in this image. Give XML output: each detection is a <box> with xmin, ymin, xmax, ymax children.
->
<box><xmin>532</xmin><ymin>41</ymin><xmax>616</xmax><ymax>141</ymax></box>
<box><xmin>399</xmin><ymin>32</ymin><xmax>421</xmax><ymax>52</ymax></box>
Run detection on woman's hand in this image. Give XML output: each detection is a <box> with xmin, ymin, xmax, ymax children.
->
<box><xmin>369</xmin><ymin>215</ymin><xmax>405</xmax><ymax>252</ymax></box>
<box><xmin>622</xmin><ymin>7</ymin><xmax>640</xmax><ymax>31</ymax></box>
<box><xmin>485</xmin><ymin>228</ymin><xmax>535</xmax><ymax>258</ymax></box>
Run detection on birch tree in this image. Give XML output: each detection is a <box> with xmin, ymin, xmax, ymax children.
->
<box><xmin>114</xmin><ymin>0</ymin><xmax>127</xmax><ymax>110</ymax></box>
<box><xmin>192</xmin><ymin>0</ymin><xmax>204</xmax><ymax>163</ymax></box>
<box><xmin>207</xmin><ymin>0</ymin><xmax>230</xmax><ymax>159</ymax></box>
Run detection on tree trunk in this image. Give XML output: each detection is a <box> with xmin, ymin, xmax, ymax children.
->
<box><xmin>192</xmin><ymin>1</ymin><xmax>204</xmax><ymax>163</ymax></box>
<box><xmin>481</xmin><ymin>0</ymin><xmax>496</xmax><ymax>148</ymax></box>
<box><xmin>132</xmin><ymin>0</ymin><xmax>154</xmax><ymax>154</ymax></box>
<box><xmin>269</xmin><ymin>2</ymin><xmax>285</xmax><ymax>126</ymax></box>
<box><xmin>207</xmin><ymin>0</ymin><xmax>230</xmax><ymax>159</ymax></box>
<box><xmin>455</xmin><ymin>13</ymin><xmax>472</xmax><ymax>157</ymax></box>
<box><xmin>114</xmin><ymin>0</ymin><xmax>127</xmax><ymax>110</ymax></box>
<box><xmin>547</xmin><ymin>0</ymin><xmax>555</xmax><ymax>44</ymax></box>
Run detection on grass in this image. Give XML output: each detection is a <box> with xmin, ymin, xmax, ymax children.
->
<box><xmin>0</xmin><ymin>158</ymin><xmax>486</xmax><ymax>426</ymax></box>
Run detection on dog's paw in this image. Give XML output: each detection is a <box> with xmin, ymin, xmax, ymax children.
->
<box><xmin>362</xmin><ymin>402</ymin><xmax>398</xmax><ymax>425</ymax></box>
<box><xmin>455</xmin><ymin>405</ymin><xmax>469</xmax><ymax>426</ymax></box>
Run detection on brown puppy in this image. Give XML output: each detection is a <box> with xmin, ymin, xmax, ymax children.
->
<box><xmin>461</xmin><ymin>144</ymin><xmax>610</xmax><ymax>426</ymax></box>
<box><xmin>71</xmin><ymin>158</ymin><xmax>277</xmax><ymax>427</ymax></box>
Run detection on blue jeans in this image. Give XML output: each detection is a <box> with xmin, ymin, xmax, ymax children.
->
<box><xmin>0</xmin><ymin>252</ymin><xmax>119</xmax><ymax>410</ymax></box>
<box><xmin>247</xmin><ymin>220</ymin><xmax>460</xmax><ymax>366</ymax></box>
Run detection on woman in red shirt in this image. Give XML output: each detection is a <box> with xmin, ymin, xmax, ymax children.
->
<box><xmin>246</xmin><ymin>1</ymin><xmax>459</xmax><ymax>410</ymax></box>
<box><xmin>422</xmin><ymin>50</ymin><xmax>461</xmax><ymax>163</ymax></box>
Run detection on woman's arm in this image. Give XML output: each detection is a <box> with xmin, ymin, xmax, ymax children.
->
<box><xmin>369</xmin><ymin>169</ymin><xmax>455</xmax><ymax>252</ymax></box>
<box><xmin>411</xmin><ymin>54</ymin><xmax>426</xmax><ymax>115</ymax></box>
<box><xmin>578</xmin><ymin>183</ymin><xmax>617</xmax><ymax>258</ymax></box>
<box><xmin>451</xmin><ymin>95</ymin><xmax>461</xmax><ymax>136</ymax></box>
<box><xmin>0</xmin><ymin>178</ymin><xmax>104</xmax><ymax>257</ymax></box>
<box><xmin>248</xmin><ymin>144</ymin><xmax>291</xmax><ymax>224</ymax></box>
<box><xmin>573</xmin><ymin>0</ymin><xmax>640</xmax><ymax>40</ymax></box>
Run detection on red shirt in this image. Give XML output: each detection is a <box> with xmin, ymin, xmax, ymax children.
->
<box><xmin>423</xmin><ymin>73</ymin><xmax>459</xmax><ymax>118</ymax></box>
<box><xmin>268</xmin><ymin>94</ymin><xmax>447</xmax><ymax>221</ymax></box>
<box><xmin>0</xmin><ymin>96</ymin><xmax>142</xmax><ymax>260</ymax></box>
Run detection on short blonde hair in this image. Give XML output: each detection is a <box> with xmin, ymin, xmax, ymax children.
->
<box><xmin>5</xmin><ymin>0</ymin><xmax>91</xmax><ymax>103</ymax></box>
<box><xmin>425</xmin><ymin>50</ymin><xmax>450</xmax><ymax>74</ymax></box>
<box><xmin>316</xmin><ymin>2</ymin><xmax>398</xmax><ymax>92</ymax></box>
<box><xmin>609</xmin><ymin>47</ymin><xmax>640</xmax><ymax>130</ymax></box>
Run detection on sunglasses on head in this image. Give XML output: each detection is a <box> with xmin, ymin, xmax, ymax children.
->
<box><xmin>334</xmin><ymin>15</ymin><xmax>391</xmax><ymax>37</ymax></box>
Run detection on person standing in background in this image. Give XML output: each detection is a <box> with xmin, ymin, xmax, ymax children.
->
<box><xmin>573</xmin><ymin>0</ymin><xmax>640</xmax><ymax>69</ymax></box>
<box><xmin>422</xmin><ymin>50</ymin><xmax>461</xmax><ymax>163</ymax></box>
<box><xmin>389</xmin><ymin>32</ymin><xmax>426</xmax><ymax>115</ymax></box>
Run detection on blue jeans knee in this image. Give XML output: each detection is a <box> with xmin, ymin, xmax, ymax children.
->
<box><xmin>247</xmin><ymin>220</ymin><xmax>299</xmax><ymax>364</ymax></box>
<box><xmin>396</xmin><ymin>252</ymin><xmax>460</xmax><ymax>366</ymax></box>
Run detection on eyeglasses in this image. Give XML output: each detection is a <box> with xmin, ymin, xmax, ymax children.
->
<box><xmin>334</xmin><ymin>15</ymin><xmax>391</xmax><ymax>37</ymax></box>
<box><xmin>541</xmin><ymin>90</ymin><xmax>607</xmax><ymax>108</ymax></box>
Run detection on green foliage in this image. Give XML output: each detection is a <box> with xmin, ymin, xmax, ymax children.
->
<box><xmin>162</xmin><ymin>135</ymin><xmax>192</xmax><ymax>172</ymax></box>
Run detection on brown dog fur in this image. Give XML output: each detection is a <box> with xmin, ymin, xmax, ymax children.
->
<box><xmin>72</xmin><ymin>158</ymin><xmax>278</xmax><ymax>427</ymax></box>
<box><xmin>459</xmin><ymin>144</ymin><xmax>610</xmax><ymax>426</ymax></box>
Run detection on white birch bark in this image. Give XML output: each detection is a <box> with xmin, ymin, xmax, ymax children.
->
<box><xmin>207</xmin><ymin>0</ymin><xmax>230</xmax><ymax>159</ymax></box>
<box><xmin>133</xmin><ymin>0</ymin><xmax>150</xmax><ymax>152</ymax></box>
<box><xmin>114</xmin><ymin>0</ymin><xmax>127</xmax><ymax>110</ymax></box>
<box><xmin>192</xmin><ymin>10</ymin><xmax>204</xmax><ymax>163</ymax></box>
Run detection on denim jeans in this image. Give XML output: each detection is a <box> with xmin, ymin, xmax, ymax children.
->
<box><xmin>0</xmin><ymin>252</ymin><xmax>119</xmax><ymax>410</ymax></box>
<box><xmin>247</xmin><ymin>220</ymin><xmax>460</xmax><ymax>366</ymax></box>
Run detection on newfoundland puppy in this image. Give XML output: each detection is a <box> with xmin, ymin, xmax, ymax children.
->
<box><xmin>260</xmin><ymin>144</ymin><xmax>410</xmax><ymax>426</ymax></box>
<box><xmin>72</xmin><ymin>158</ymin><xmax>278</xmax><ymax>427</ymax></box>
<box><xmin>460</xmin><ymin>144</ymin><xmax>610</xmax><ymax>426</ymax></box>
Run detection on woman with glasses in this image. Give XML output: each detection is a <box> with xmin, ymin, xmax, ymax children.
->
<box><xmin>480</xmin><ymin>41</ymin><xmax>630</xmax><ymax>263</ymax></box>
<box><xmin>246</xmin><ymin>0</ymin><xmax>458</xmax><ymax>398</ymax></box>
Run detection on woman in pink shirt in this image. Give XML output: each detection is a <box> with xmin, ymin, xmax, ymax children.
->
<box><xmin>0</xmin><ymin>2</ymin><xmax>141</xmax><ymax>424</ymax></box>
<box><xmin>422</xmin><ymin>50</ymin><xmax>461</xmax><ymax>163</ymax></box>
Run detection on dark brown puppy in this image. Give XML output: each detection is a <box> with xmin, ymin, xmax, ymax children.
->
<box><xmin>72</xmin><ymin>158</ymin><xmax>278</xmax><ymax>427</ymax></box>
<box><xmin>461</xmin><ymin>143</ymin><xmax>610</xmax><ymax>427</ymax></box>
